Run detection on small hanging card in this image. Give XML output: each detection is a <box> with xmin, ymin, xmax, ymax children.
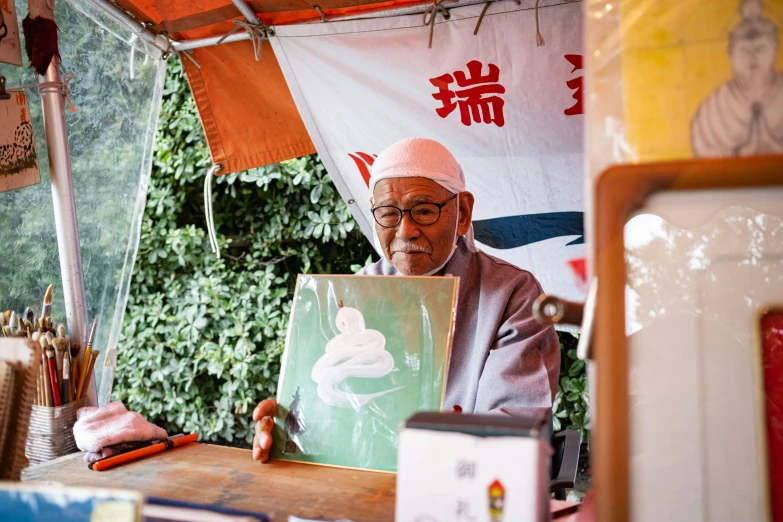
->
<box><xmin>0</xmin><ymin>91</ymin><xmax>39</xmax><ymax>192</ymax></box>
<box><xmin>0</xmin><ymin>1</ymin><xmax>23</xmax><ymax>66</ymax></box>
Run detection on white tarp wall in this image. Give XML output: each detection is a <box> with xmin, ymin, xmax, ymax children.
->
<box><xmin>270</xmin><ymin>0</ymin><xmax>585</xmax><ymax>299</ymax></box>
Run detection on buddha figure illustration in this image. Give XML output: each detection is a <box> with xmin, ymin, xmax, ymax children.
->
<box><xmin>311</xmin><ymin>301</ymin><xmax>402</xmax><ymax>410</ymax></box>
<box><xmin>691</xmin><ymin>0</ymin><xmax>783</xmax><ymax>157</ymax></box>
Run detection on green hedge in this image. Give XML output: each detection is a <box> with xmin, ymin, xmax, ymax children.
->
<box><xmin>115</xmin><ymin>57</ymin><xmax>588</xmax><ymax>445</ymax></box>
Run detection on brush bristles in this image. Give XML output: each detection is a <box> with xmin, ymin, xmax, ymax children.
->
<box><xmin>43</xmin><ymin>284</ymin><xmax>53</xmax><ymax>304</ymax></box>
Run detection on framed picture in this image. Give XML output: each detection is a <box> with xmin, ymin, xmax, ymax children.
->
<box><xmin>592</xmin><ymin>156</ymin><xmax>782</xmax><ymax>522</ymax></box>
<box><xmin>0</xmin><ymin>91</ymin><xmax>39</xmax><ymax>193</ymax></box>
<box><xmin>0</xmin><ymin>0</ymin><xmax>23</xmax><ymax>66</ymax></box>
<box><xmin>271</xmin><ymin>274</ymin><xmax>458</xmax><ymax>472</ymax></box>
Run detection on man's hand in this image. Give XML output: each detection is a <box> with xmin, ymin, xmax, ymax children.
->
<box><xmin>252</xmin><ymin>399</ymin><xmax>277</xmax><ymax>463</ymax></box>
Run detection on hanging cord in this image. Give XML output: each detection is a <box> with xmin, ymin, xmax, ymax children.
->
<box><xmin>129</xmin><ymin>34</ymin><xmax>137</xmax><ymax>80</ymax></box>
<box><xmin>216</xmin><ymin>19</ymin><xmax>273</xmax><ymax>61</ymax></box>
<box><xmin>9</xmin><ymin>71</ymin><xmax>78</xmax><ymax>113</ymax></box>
<box><xmin>313</xmin><ymin>5</ymin><xmax>328</xmax><ymax>22</ymax></box>
<box><xmin>160</xmin><ymin>31</ymin><xmax>174</xmax><ymax>60</ymax></box>
<box><xmin>535</xmin><ymin>0</ymin><xmax>545</xmax><ymax>46</ymax></box>
<box><xmin>204</xmin><ymin>164</ymin><xmax>224</xmax><ymax>258</ymax></box>
<box><xmin>423</xmin><ymin>0</ymin><xmax>451</xmax><ymax>49</ymax></box>
<box><xmin>474</xmin><ymin>0</ymin><xmax>520</xmax><ymax>35</ymax></box>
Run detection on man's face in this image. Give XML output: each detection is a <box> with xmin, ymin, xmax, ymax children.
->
<box><xmin>371</xmin><ymin>178</ymin><xmax>472</xmax><ymax>276</ymax></box>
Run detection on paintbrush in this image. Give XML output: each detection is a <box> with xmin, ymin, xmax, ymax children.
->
<box><xmin>62</xmin><ymin>354</ymin><xmax>70</xmax><ymax>405</ymax></box>
<box><xmin>41</xmin><ymin>351</ymin><xmax>52</xmax><ymax>407</ymax></box>
<box><xmin>86</xmin><ymin>317</ymin><xmax>98</xmax><ymax>350</ymax></box>
<box><xmin>80</xmin><ymin>350</ymin><xmax>100</xmax><ymax>401</ymax></box>
<box><xmin>76</xmin><ymin>318</ymin><xmax>98</xmax><ymax>399</ymax></box>
<box><xmin>45</xmin><ymin>347</ymin><xmax>61</xmax><ymax>407</ymax></box>
<box><xmin>71</xmin><ymin>356</ymin><xmax>78</xmax><ymax>403</ymax></box>
<box><xmin>36</xmin><ymin>361</ymin><xmax>46</xmax><ymax>406</ymax></box>
<box><xmin>40</xmin><ymin>336</ymin><xmax>60</xmax><ymax>406</ymax></box>
<box><xmin>9</xmin><ymin>311</ymin><xmax>18</xmax><ymax>336</ymax></box>
<box><xmin>41</xmin><ymin>284</ymin><xmax>53</xmax><ymax>320</ymax></box>
<box><xmin>24</xmin><ymin>307</ymin><xmax>35</xmax><ymax>327</ymax></box>
<box><xmin>53</xmin><ymin>337</ymin><xmax>67</xmax><ymax>400</ymax></box>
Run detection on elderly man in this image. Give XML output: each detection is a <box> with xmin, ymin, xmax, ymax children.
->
<box><xmin>251</xmin><ymin>138</ymin><xmax>560</xmax><ymax>463</ymax></box>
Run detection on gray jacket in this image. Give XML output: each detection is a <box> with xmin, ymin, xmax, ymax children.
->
<box><xmin>359</xmin><ymin>238</ymin><xmax>560</xmax><ymax>417</ymax></box>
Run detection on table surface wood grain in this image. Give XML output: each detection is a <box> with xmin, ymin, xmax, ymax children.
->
<box><xmin>22</xmin><ymin>442</ymin><xmax>579</xmax><ymax>521</ymax></box>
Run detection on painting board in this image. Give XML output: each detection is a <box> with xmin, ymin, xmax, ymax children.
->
<box><xmin>272</xmin><ymin>274</ymin><xmax>458</xmax><ymax>472</ymax></box>
<box><xmin>0</xmin><ymin>92</ymin><xmax>39</xmax><ymax>192</ymax></box>
<box><xmin>0</xmin><ymin>0</ymin><xmax>22</xmax><ymax>66</ymax></box>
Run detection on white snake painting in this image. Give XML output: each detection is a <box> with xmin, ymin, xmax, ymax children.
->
<box><xmin>311</xmin><ymin>304</ymin><xmax>403</xmax><ymax>409</ymax></box>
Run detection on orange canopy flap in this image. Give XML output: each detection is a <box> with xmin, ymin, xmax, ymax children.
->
<box><xmin>113</xmin><ymin>0</ymin><xmax>431</xmax><ymax>174</ymax></box>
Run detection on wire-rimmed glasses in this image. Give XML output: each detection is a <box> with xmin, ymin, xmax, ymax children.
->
<box><xmin>371</xmin><ymin>193</ymin><xmax>458</xmax><ymax>228</ymax></box>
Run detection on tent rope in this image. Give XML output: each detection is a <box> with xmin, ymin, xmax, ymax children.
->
<box><xmin>160</xmin><ymin>31</ymin><xmax>174</xmax><ymax>59</ymax></box>
<box><xmin>313</xmin><ymin>5</ymin><xmax>328</xmax><ymax>22</ymax></box>
<box><xmin>423</xmin><ymin>0</ymin><xmax>451</xmax><ymax>49</ymax></box>
<box><xmin>535</xmin><ymin>0</ymin><xmax>545</xmax><ymax>46</ymax></box>
<box><xmin>204</xmin><ymin>164</ymin><xmax>224</xmax><ymax>258</ymax></box>
<box><xmin>217</xmin><ymin>19</ymin><xmax>273</xmax><ymax>61</ymax></box>
<box><xmin>473</xmin><ymin>0</ymin><xmax>520</xmax><ymax>35</ymax></box>
<box><xmin>8</xmin><ymin>72</ymin><xmax>78</xmax><ymax>113</ymax></box>
<box><xmin>179</xmin><ymin>50</ymin><xmax>202</xmax><ymax>69</ymax></box>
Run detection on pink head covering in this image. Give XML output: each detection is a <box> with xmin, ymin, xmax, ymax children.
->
<box><xmin>370</xmin><ymin>138</ymin><xmax>479</xmax><ymax>253</ymax></box>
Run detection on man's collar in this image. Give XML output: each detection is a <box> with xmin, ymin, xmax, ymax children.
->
<box><xmin>443</xmin><ymin>236</ymin><xmax>472</xmax><ymax>278</ymax></box>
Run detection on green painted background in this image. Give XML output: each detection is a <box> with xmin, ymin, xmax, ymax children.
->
<box><xmin>271</xmin><ymin>274</ymin><xmax>457</xmax><ymax>472</ymax></box>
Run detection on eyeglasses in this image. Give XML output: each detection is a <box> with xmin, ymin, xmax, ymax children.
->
<box><xmin>371</xmin><ymin>194</ymin><xmax>458</xmax><ymax>228</ymax></box>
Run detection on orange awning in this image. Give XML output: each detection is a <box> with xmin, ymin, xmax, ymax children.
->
<box><xmin>113</xmin><ymin>0</ymin><xmax>432</xmax><ymax>175</ymax></box>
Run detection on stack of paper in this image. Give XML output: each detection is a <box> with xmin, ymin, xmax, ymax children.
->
<box><xmin>0</xmin><ymin>338</ymin><xmax>41</xmax><ymax>479</ymax></box>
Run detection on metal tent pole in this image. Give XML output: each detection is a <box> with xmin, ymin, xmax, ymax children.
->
<box><xmin>39</xmin><ymin>58</ymin><xmax>91</xmax><ymax>399</ymax></box>
<box><xmin>231</xmin><ymin>0</ymin><xmax>258</xmax><ymax>23</ymax></box>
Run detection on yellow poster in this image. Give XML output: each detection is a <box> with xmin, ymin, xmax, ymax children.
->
<box><xmin>621</xmin><ymin>0</ymin><xmax>783</xmax><ymax>161</ymax></box>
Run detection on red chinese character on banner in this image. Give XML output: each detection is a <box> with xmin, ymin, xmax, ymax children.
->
<box><xmin>564</xmin><ymin>54</ymin><xmax>583</xmax><ymax>116</ymax></box>
<box><xmin>430</xmin><ymin>60</ymin><xmax>506</xmax><ymax>127</ymax></box>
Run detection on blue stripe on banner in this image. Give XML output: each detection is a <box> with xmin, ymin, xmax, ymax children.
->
<box><xmin>473</xmin><ymin>212</ymin><xmax>584</xmax><ymax>249</ymax></box>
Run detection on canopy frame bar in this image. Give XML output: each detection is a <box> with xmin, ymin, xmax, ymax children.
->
<box><xmin>84</xmin><ymin>0</ymin><xmax>490</xmax><ymax>54</ymax></box>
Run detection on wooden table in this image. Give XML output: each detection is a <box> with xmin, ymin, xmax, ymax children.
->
<box><xmin>22</xmin><ymin>442</ymin><xmax>579</xmax><ymax>521</ymax></box>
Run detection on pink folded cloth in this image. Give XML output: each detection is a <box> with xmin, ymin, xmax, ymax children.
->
<box><xmin>74</xmin><ymin>401</ymin><xmax>167</xmax><ymax>453</ymax></box>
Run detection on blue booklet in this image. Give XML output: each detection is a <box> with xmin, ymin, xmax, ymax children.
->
<box><xmin>0</xmin><ymin>483</ymin><xmax>141</xmax><ymax>521</ymax></box>
<box><xmin>0</xmin><ymin>484</ymin><xmax>269</xmax><ymax>522</ymax></box>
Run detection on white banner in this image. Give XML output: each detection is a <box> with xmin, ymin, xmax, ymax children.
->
<box><xmin>270</xmin><ymin>0</ymin><xmax>585</xmax><ymax>299</ymax></box>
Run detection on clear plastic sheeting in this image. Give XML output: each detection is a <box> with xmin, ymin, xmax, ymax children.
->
<box><xmin>585</xmin><ymin>0</ymin><xmax>783</xmax><ymax>180</ymax></box>
<box><xmin>0</xmin><ymin>0</ymin><xmax>166</xmax><ymax>393</ymax></box>
<box><xmin>623</xmin><ymin>188</ymin><xmax>783</xmax><ymax>522</ymax></box>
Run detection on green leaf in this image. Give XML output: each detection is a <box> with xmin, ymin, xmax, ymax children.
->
<box><xmin>310</xmin><ymin>183</ymin><xmax>323</xmax><ymax>204</ymax></box>
<box><xmin>568</xmin><ymin>359</ymin><xmax>585</xmax><ymax>377</ymax></box>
